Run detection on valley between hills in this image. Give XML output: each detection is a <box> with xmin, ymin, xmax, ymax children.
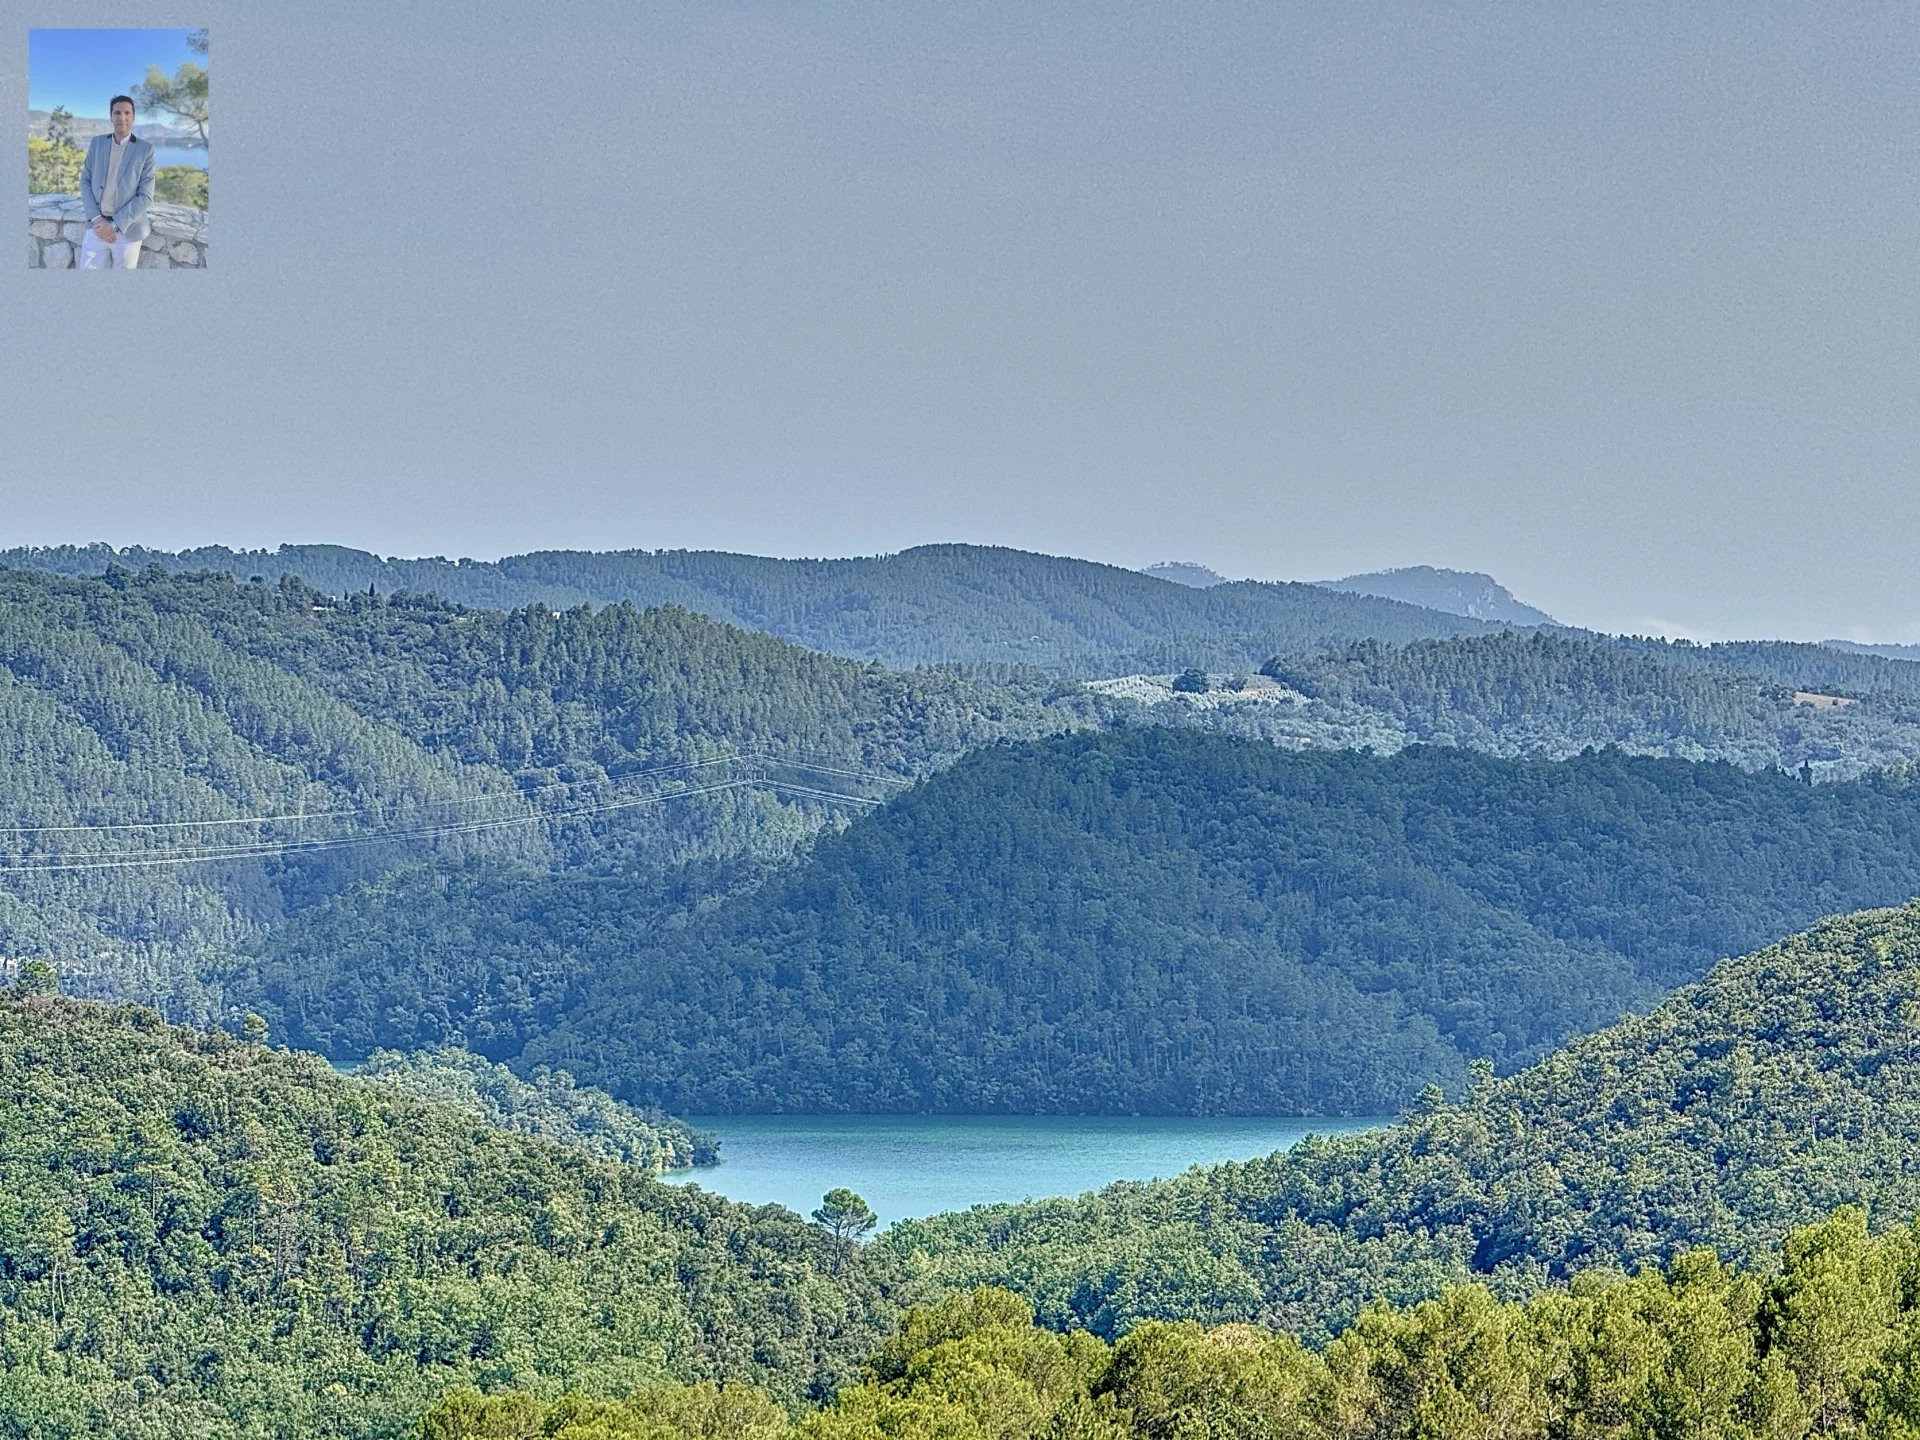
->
<box><xmin>10</xmin><ymin>545</ymin><xmax>1920</xmax><ymax>1437</ymax></box>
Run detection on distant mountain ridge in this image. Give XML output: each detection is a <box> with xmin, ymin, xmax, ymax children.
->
<box><xmin>1318</xmin><ymin>565</ymin><xmax>1558</xmax><ymax>625</ymax></box>
<box><xmin>18</xmin><ymin>545</ymin><xmax>1920</xmax><ymax>781</ymax></box>
<box><xmin>2</xmin><ymin>542</ymin><xmax>1492</xmax><ymax>674</ymax></box>
<box><xmin>1826</xmin><ymin>639</ymin><xmax>1920</xmax><ymax>663</ymax></box>
<box><xmin>28</xmin><ymin>109</ymin><xmax>200</xmax><ymax>145</ymax></box>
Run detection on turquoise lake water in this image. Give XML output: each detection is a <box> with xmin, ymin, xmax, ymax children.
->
<box><xmin>659</xmin><ymin>1114</ymin><xmax>1390</xmax><ymax>1227</ymax></box>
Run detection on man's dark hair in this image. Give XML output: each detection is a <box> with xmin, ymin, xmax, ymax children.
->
<box><xmin>109</xmin><ymin>95</ymin><xmax>135</xmax><ymax>117</ymax></box>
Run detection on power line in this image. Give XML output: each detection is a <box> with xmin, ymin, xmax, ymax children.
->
<box><xmin>747</xmin><ymin>753</ymin><xmax>912</xmax><ymax>787</ymax></box>
<box><xmin>0</xmin><ymin>755</ymin><xmax>902</xmax><ymax>874</ymax></box>
<box><xmin>0</xmin><ymin>779</ymin><xmax>758</xmax><ymax>874</ymax></box>
<box><xmin>760</xmin><ymin>780</ymin><xmax>886</xmax><ymax>808</ymax></box>
<box><xmin>0</xmin><ymin>802</ymin><xmax>367</xmax><ymax>835</ymax></box>
<box><xmin>0</xmin><ymin>778</ymin><xmax>753</xmax><ymax>869</ymax></box>
<box><xmin>0</xmin><ymin>754</ymin><xmax>739</xmax><ymax>836</ymax></box>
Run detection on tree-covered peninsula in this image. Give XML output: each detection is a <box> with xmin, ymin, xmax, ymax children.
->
<box><xmin>357</xmin><ymin>1046</ymin><xmax>718</xmax><ymax>1171</ymax></box>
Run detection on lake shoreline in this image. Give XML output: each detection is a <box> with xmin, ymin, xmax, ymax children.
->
<box><xmin>660</xmin><ymin>1112</ymin><xmax>1392</xmax><ymax>1225</ymax></box>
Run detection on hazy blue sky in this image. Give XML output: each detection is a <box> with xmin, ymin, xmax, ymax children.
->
<box><xmin>28</xmin><ymin>28</ymin><xmax>200</xmax><ymax>118</ymax></box>
<box><xmin>5</xmin><ymin>1</ymin><xmax>1915</xmax><ymax>640</ymax></box>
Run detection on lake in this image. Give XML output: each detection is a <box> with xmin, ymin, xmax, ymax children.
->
<box><xmin>150</xmin><ymin>143</ymin><xmax>207</xmax><ymax>171</ymax></box>
<box><xmin>659</xmin><ymin>1113</ymin><xmax>1389</xmax><ymax>1226</ymax></box>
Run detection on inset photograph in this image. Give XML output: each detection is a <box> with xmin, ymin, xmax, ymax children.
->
<box><xmin>29</xmin><ymin>27</ymin><xmax>208</xmax><ymax>269</ymax></box>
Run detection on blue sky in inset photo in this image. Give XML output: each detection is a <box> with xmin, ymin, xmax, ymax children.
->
<box><xmin>28</xmin><ymin>28</ymin><xmax>203</xmax><ymax>120</ymax></box>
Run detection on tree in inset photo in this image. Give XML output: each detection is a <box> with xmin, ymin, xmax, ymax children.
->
<box><xmin>136</xmin><ymin>28</ymin><xmax>209</xmax><ymax>146</ymax></box>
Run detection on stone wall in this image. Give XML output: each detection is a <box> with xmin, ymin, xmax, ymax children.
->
<box><xmin>28</xmin><ymin>195</ymin><xmax>208</xmax><ymax>268</ymax></box>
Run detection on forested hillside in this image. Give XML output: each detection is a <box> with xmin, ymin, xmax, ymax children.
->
<box><xmin>1611</xmin><ymin>634</ymin><xmax>1920</xmax><ymax>702</ymax></box>
<box><xmin>890</xmin><ymin>902</ymin><xmax>1920</xmax><ymax>1343</ymax></box>
<box><xmin>21</xmin><ymin>917</ymin><xmax>1920</xmax><ymax>1437</ymax></box>
<box><xmin>0</xmin><ymin>990</ymin><xmax>916</xmax><ymax>1439</ymax></box>
<box><xmin>0</xmin><ymin>565</ymin><xmax>1079</xmax><ymax>1018</ymax></box>
<box><xmin>1233</xmin><ymin>629</ymin><xmax>1920</xmax><ymax>776</ymax></box>
<box><xmin>16</xmin><ymin>546</ymin><xmax>1920</xmax><ymax>777</ymax></box>
<box><xmin>2</xmin><ymin>542</ymin><xmax>1493</xmax><ymax>672</ymax></box>
<box><xmin>425</xmin><ymin>1221</ymin><xmax>1920</xmax><ymax>1439</ymax></box>
<box><xmin>18</xmin><ymin>562</ymin><xmax>1920</xmax><ymax>1432</ymax></box>
<box><xmin>357</xmin><ymin>1046</ymin><xmax>718</xmax><ymax>1170</ymax></box>
<box><xmin>247</xmin><ymin>729</ymin><xmax>1920</xmax><ymax>1114</ymax></box>
<box><xmin>19</xmin><ymin>563</ymin><xmax>1920</xmax><ymax>1119</ymax></box>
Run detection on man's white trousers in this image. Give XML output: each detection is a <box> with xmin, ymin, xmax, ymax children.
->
<box><xmin>79</xmin><ymin>228</ymin><xmax>143</xmax><ymax>269</ymax></box>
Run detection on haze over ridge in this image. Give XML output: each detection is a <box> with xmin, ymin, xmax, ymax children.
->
<box><xmin>5</xmin><ymin>2</ymin><xmax>1915</xmax><ymax>638</ymax></box>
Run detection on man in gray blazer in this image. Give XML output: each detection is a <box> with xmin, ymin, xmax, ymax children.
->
<box><xmin>77</xmin><ymin>96</ymin><xmax>157</xmax><ymax>269</ymax></box>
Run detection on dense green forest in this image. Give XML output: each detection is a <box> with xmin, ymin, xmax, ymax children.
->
<box><xmin>0</xmin><ymin>991</ymin><xmax>917</xmax><ymax>1439</ymax></box>
<box><xmin>888</xmin><ymin>902</ymin><xmax>1920</xmax><ymax>1344</ymax></box>
<box><xmin>247</xmin><ymin>729</ymin><xmax>1920</xmax><ymax>1114</ymax></box>
<box><xmin>0</xmin><ymin>543</ymin><xmax>1494</xmax><ymax>672</ymax></box>
<box><xmin>0</xmin><ymin>564</ymin><xmax>1082</xmax><ymax>1017</ymax></box>
<box><xmin>20</xmin><ymin>907</ymin><xmax>1920</xmax><ymax>1436</ymax></box>
<box><xmin>357</xmin><ymin>1047</ymin><xmax>718</xmax><ymax>1171</ymax></box>
<box><xmin>13</xmin><ymin>549</ymin><xmax>1920</xmax><ymax>799</ymax></box>
<box><xmin>422</xmin><ymin>1220</ymin><xmax>1920</xmax><ymax>1438</ymax></box>
<box><xmin>17</xmin><ymin>563</ymin><xmax>1920</xmax><ymax>1117</ymax></box>
<box><xmin>20</xmin><ymin>554</ymin><xmax>1920</xmax><ymax>1433</ymax></box>
<box><xmin>1608</xmin><ymin>634</ymin><xmax>1920</xmax><ymax>703</ymax></box>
